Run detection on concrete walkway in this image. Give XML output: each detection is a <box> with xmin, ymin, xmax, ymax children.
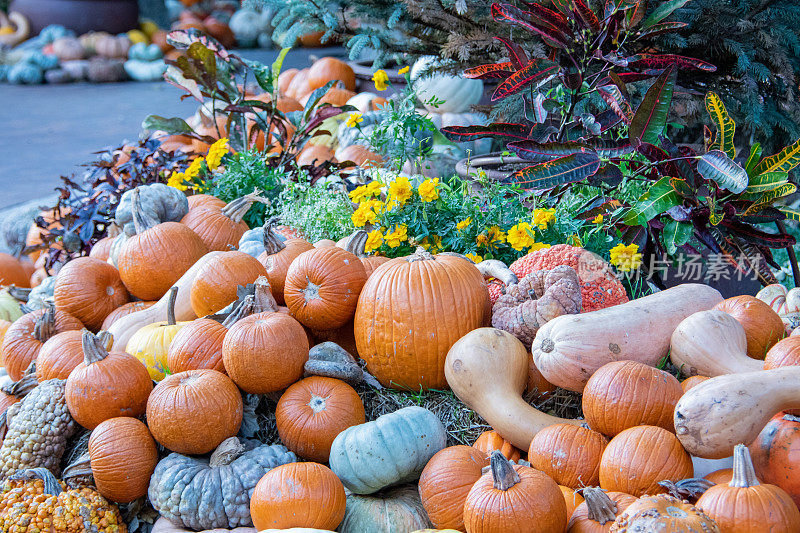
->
<box><xmin>0</xmin><ymin>46</ymin><xmax>348</xmax><ymax>210</ymax></box>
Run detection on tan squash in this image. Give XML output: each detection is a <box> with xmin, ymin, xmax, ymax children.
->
<box><xmin>670</xmin><ymin>310</ymin><xmax>764</xmax><ymax>377</ymax></box>
<box><xmin>445</xmin><ymin>327</ymin><xmax>580</xmax><ymax>450</ymax></box>
<box><xmin>106</xmin><ymin>251</ymin><xmax>223</xmax><ymax>351</ymax></box>
<box><xmin>532</xmin><ymin>284</ymin><xmax>723</xmax><ymax>392</ymax></box>
<box><xmin>674</xmin><ymin>366</ymin><xmax>800</xmax><ymax>459</ymax></box>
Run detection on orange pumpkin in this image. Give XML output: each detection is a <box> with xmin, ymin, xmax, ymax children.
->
<box><xmin>222</xmin><ymin>311</ymin><xmax>309</xmax><ymax>393</ymax></box>
<box><xmin>361</xmin><ymin>256</ymin><xmax>390</xmax><ymax>278</ymax></box>
<box><xmin>529</xmin><ymin>423</ymin><xmax>608</xmax><ymax>489</ymax></box>
<box><xmin>296</xmin><ymin>145</ymin><xmax>336</xmax><ymax>166</ymax></box>
<box><xmin>65</xmin><ymin>330</ymin><xmax>153</xmax><ymax>430</ymax></box>
<box><xmin>2</xmin><ymin>306</ymin><xmax>83</xmax><ymax>381</ymax></box>
<box><xmin>88</xmin><ymin>417</ymin><xmax>158</xmax><ymax>503</ymax></box>
<box><xmin>284</xmin><ymin>247</ymin><xmax>367</xmax><ymax>331</ymax></box>
<box><xmin>166</xmin><ymin>318</ymin><xmax>227</xmax><ymax>374</ymax></box>
<box><xmin>526</xmin><ymin>355</ymin><xmax>557</xmax><ymax>401</ymax></box>
<box><xmin>568</xmin><ymin>487</ymin><xmax>637</xmax><ymax>533</ymax></box>
<box><xmin>25</xmin><ymin>208</ymin><xmax>67</xmax><ymax>262</ymax></box>
<box><xmin>704</xmin><ymin>468</ymin><xmax>735</xmax><ymax>485</ymax></box>
<box><xmin>285</xmin><ymin>68</ymin><xmax>311</xmax><ymax>100</ymax></box>
<box><xmin>715</xmin><ymin>295</ymin><xmax>786</xmax><ymax>359</ymax></box>
<box><xmin>681</xmin><ymin>375</ymin><xmax>710</xmax><ymax>392</ymax></box>
<box><xmin>101</xmin><ymin>301</ymin><xmax>156</xmax><ymax>330</ymax></box>
<box><xmin>473</xmin><ymin>430</ymin><xmax>522</xmax><ymax>462</ymax></box>
<box><xmin>181</xmin><ymin>192</ymin><xmax>264</xmax><ymax>252</ymax></box>
<box><xmin>418</xmin><ymin>445</ymin><xmax>489</xmax><ymax>530</ymax></box>
<box><xmin>749</xmin><ymin>413</ymin><xmax>800</xmax><ymax>507</ymax></box>
<box><xmin>337</xmin><ymin>144</ymin><xmax>382</xmax><ymax>168</ymax></box>
<box><xmin>599</xmin><ymin>425</ymin><xmax>694</xmax><ymax>497</ymax></box>
<box><xmin>250</xmin><ymin>462</ymin><xmax>346</xmax><ymax>531</ymax></box>
<box><xmin>299</xmin><ymin>86</ymin><xmax>356</xmax><ymax>108</ymax></box>
<box><xmin>35</xmin><ymin>329</ymin><xmax>89</xmax><ymax>381</ymax></box>
<box><xmin>463</xmin><ymin>451</ymin><xmax>567</xmax><ymax>533</ymax></box>
<box><xmin>275</xmin><ymin>376</ymin><xmax>365</xmax><ymax>462</ymax></box>
<box><xmin>0</xmin><ymin>253</ymin><xmax>30</xmax><ymax>287</ymax></box>
<box><xmin>189</xmin><ymin>251</ymin><xmax>266</xmax><ymax>317</ymax></box>
<box><xmin>278</xmin><ymin>68</ymin><xmax>299</xmax><ymax>94</ymax></box>
<box><xmin>89</xmin><ymin>236</ymin><xmax>115</xmax><ymax>262</ymax></box>
<box><xmin>257</xmin><ymin>221</ymin><xmax>314</xmax><ymax>305</ymax></box>
<box><xmin>146</xmin><ymin>369</ymin><xmax>243</xmax><ymax>455</ymax></box>
<box><xmin>187</xmin><ymin>194</ymin><xmax>226</xmax><ymax>210</ymax></box>
<box><xmin>307</xmin><ymin>57</ymin><xmax>356</xmax><ymax>92</ymax></box>
<box><xmin>764</xmin><ymin>336</ymin><xmax>800</xmax><ymax>369</ymax></box>
<box><xmin>582</xmin><ymin>360</ymin><xmax>683</xmax><ymax>436</ymax></box>
<box><xmin>561</xmin><ymin>486</ymin><xmax>586</xmax><ymax>525</ymax></box>
<box><xmin>697</xmin><ymin>444</ymin><xmax>800</xmax><ymax>532</ymax></box>
<box><xmin>54</xmin><ymin>257</ymin><xmax>130</xmax><ymax>331</ymax></box>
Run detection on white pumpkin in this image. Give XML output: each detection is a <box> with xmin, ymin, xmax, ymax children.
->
<box><xmin>229</xmin><ymin>8</ymin><xmax>274</xmax><ymax>48</ymax></box>
<box><xmin>756</xmin><ymin>283</ymin><xmax>800</xmax><ymax>334</ymax></box>
<box><xmin>411</xmin><ymin>56</ymin><xmax>483</xmax><ymax>114</ymax></box>
<box><xmin>346</xmin><ymin>92</ymin><xmax>386</xmax><ymax>113</ymax></box>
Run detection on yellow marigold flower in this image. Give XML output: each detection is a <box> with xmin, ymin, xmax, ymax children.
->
<box><xmin>465</xmin><ymin>252</ymin><xmax>483</xmax><ymax>263</ymax></box>
<box><xmin>533</xmin><ymin>208</ymin><xmax>556</xmax><ymax>230</ymax></box>
<box><xmin>184</xmin><ymin>157</ymin><xmax>205</xmax><ymax>180</ymax></box>
<box><xmin>592</xmin><ymin>214</ymin><xmax>604</xmax><ymax>224</ymax></box>
<box><xmin>205</xmin><ymin>138</ymin><xmax>229</xmax><ymax>170</ymax></box>
<box><xmin>365</xmin><ymin>229</ymin><xmax>384</xmax><ymax>252</ymax></box>
<box><xmin>420</xmin><ymin>234</ymin><xmax>443</xmax><ymax>253</ymax></box>
<box><xmin>476</xmin><ymin>169</ymin><xmax>487</xmax><ymax>180</ymax></box>
<box><xmin>345</xmin><ymin>112</ymin><xmax>363</xmax><ymax>128</ymax></box>
<box><xmin>365</xmin><ymin>180</ymin><xmax>383</xmax><ymax>196</ymax></box>
<box><xmin>609</xmin><ymin>243</ymin><xmax>643</xmax><ymax>272</ymax></box>
<box><xmin>167</xmin><ymin>171</ymin><xmax>188</xmax><ymax>191</ymax></box>
<box><xmin>476</xmin><ymin>233</ymin><xmax>489</xmax><ymax>247</ymax></box>
<box><xmin>487</xmin><ymin>225</ymin><xmax>506</xmax><ymax>244</ymax></box>
<box><xmin>372</xmin><ymin>69</ymin><xmax>390</xmax><ymax>91</ymax></box>
<box><xmin>529</xmin><ymin>242</ymin><xmax>551</xmax><ymax>252</ymax></box>
<box><xmin>349</xmin><ymin>185</ymin><xmax>370</xmax><ymax>203</ymax></box>
<box><xmin>507</xmin><ymin>222</ymin><xmax>535</xmax><ymax>251</ymax></box>
<box><xmin>388</xmin><ymin>176</ymin><xmax>412</xmax><ymax>205</ymax></box>
<box><xmin>456</xmin><ymin>217</ymin><xmax>472</xmax><ymax>231</ymax></box>
<box><xmin>351</xmin><ymin>203</ymin><xmax>378</xmax><ymax>228</ymax></box>
<box><xmin>398</xmin><ymin>66</ymin><xmax>410</xmax><ymax>75</ymax></box>
<box><xmin>569</xmin><ymin>234</ymin><xmax>583</xmax><ymax>247</ymax></box>
<box><xmin>364</xmin><ymin>198</ymin><xmax>385</xmax><ymax>214</ymax></box>
<box><xmin>418</xmin><ymin>178</ymin><xmax>440</xmax><ymax>202</ymax></box>
<box><xmin>385</xmin><ymin>225</ymin><xmax>408</xmax><ymax>248</ymax></box>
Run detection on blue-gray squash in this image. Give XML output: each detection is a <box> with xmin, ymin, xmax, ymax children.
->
<box><xmin>339</xmin><ymin>485</ymin><xmax>432</xmax><ymax>533</ymax></box>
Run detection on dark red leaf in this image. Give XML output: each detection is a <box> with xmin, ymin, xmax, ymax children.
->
<box><xmin>573</xmin><ymin>0</ymin><xmax>601</xmax><ymax>33</ymax></box>
<box><xmin>597</xmin><ymin>84</ymin><xmax>633</xmax><ymax>124</ymax></box>
<box><xmin>491</xmin><ymin>3</ymin><xmax>570</xmax><ymax>49</ymax></box>
<box><xmin>507</xmin><ymin>140</ymin><xmax>595</xmax><ymax>162</ymax></box>
<box><xmin>629</xmin><ymin>53</ymin><xmax>717</xmax><ymax>72</ymax></box>
<box><xmin>494</xmin><ymin>37</ymin><xmax>529</xmax><ymax>70</ymax></box>
<box><xmin>492</xmin><ymin>60</ymin><xmax>560</xmax><ymax>100</ymax></box>
<box><xmin>719</xmin><ymin>220</ymin><xmax>796</xmax><ymax>248</ymax></box>
<box><xmin>464</xmin><ymin>62</ymin><xmax>516</xmax><ymax>79</ymax></box>
<box><xmin>629</xmin><ymin>65</ymin><xmax>677</xmax><ymax>144</ymax></box>
<box><xmin>511</xmin><ymin>152</ymin><xmax>602</xmax><ymax>189</ymax></box>
<box><xmin>442</xmin><ymin>122</ymin><xmax>534</xmax><ymax>142</ymax></box>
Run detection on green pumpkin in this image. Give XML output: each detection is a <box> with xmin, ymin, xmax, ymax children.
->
<box><xmin>339</xmin><ymin>485</ymin><xmax>432</xmax><ymax>533</ymax></box>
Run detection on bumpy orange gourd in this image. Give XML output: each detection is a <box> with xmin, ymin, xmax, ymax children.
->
<box><xmin>250</xmin><ymin>462</ymin><xmax>346</xmax><ymax>531</ymax></box>
<box><xmin>257</xmin><ymin>220</ymin><xmax>314</xmax><ymax>305</ymax></box>
<box><xmin>54</xmin><ymin>257</ymin><xmax>129</xmax><ymax>331</ymax></box>
<box><xmin>529</xmin><ymin>423</ymin><xmax>608</xmax><ymax>489</ymax></box>
<box><xmin>88</xmin><ymin>417</ymin><xmax>158</xmax><ymax>503</ymax></box>
<box><xmin>749</xmin><ymin>413</ymin><xmax>800</xmax><ymax>508</ymax></box>
<box><xmin>609</xmin><ymin>493</ymin><xmax>719</xmax><ymax>532</ymax></box>
<box><xmin>697</xmin><ymin>444</ymin><xmax>800</xmax><ymax>532</ymax></box>
<box><xmin>275</xmin><ymin>376</ymin><xmax>365</xmax><ymax>462</ymax></box>
<box><xmin>582</xmin><ymin>360</ymin><xmax>683</xmax><ymax>436</ymax></box>
<box><xmin>65</xmin><ymin>330</ymin><xmax>153</xmax><ymax>430</ymax></box>
<box><xmin>418</xmin><ymin>445</ymin><xmax>489</xmax><ymax>530</ymax></box>
<box><xmin>473</xmin><ymin>430</ymin><xmax>522</xmax><ymax>462</ymax></box>
<box><xmin>355</xmin><ymin>250</ymin><xmax>489</xmax><ymax>389</ymax></box>
<box><xmin>715</xmin><ymin>295</ymin><xmax>785</xmax><ymax>359</ymax></box>
<box><xmin>599</xmin><ymin>425</ymin><xmax>693</xmax><ymax>497</ymax></box>
<box><xmin>166</xmin><ymin>318</ymin><xmax>227</xmax><ymax>374</ymax></box>
<box><xmin>190</xmin><ymin>250</ymin><xmax>266</xmax><ymax>317</ymax></box>
<box><xmin>146</xmin><ymin>369</ymin><xmax>243</xmax><ymax>455</ymax></box>
<box><xmin>567</xmin><ymin>487</ymin><xmax>637</xmax><ymax>533</ymax></box>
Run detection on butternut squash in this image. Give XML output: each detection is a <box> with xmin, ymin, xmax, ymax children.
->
<box><xmin>670</xmin><ymin>310</ymin><xmax>764</xmax><ymax>376</ymax></box>
<box><xmin>531</xmin><ymin>284</ymin><xmax>723</xmax><ymax>392</ymax></box>
<box><xmin>674</xmin><ymin>366</ymin><xmax>800</xmax><ymax>459</ymax></box>
<box><xmin>107</xmin><ymin>251</ymin><xmax>223</xmax><ymax>351</ymax></box>
<box><xmin>445</xmin><ymin>327</ymin><xmax>580</xmax><ymax>451</ymax></box>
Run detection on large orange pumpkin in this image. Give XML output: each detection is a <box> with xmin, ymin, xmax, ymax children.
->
<box><xmin>187</xmin><ymin>194</ymin><xmax>226</xmax><ymax>210</ymax></box>
<box><xmin>749</xmin><ymin>413</ymin><xmax>800</xmax><ymax>508</ymax></box>
<box><xmin>54</xmin><ymin>257</ymin><xmax>130</xmax><ymax>331</ymax></box>
<box><xmin>181</xmin><ymin>192</ymin><xmax>264</xmax><ymax>252</ymax></box>
<box><xmin>88</xmin><ymin>417</ymin><xmax>158</xmax><ymax>503</ymax></box>
<box><xmin>275</xmin><ymin>376</ymin><xmax>365</xmax><ymax>462</ymax></box>
<box><xmin>354</xmin><ymin>250</ymin><xmax>489</xmax><ymax>389</ymax></box>
<box><xmin>189</xmin><ymin>251</ymin><xmax>267</xmax><ymax>317</ymax></box>
<box><xmin>256</xmin><ymin>221</ymin><xmax>314</xmax><ymax>305</ymax></box>
<box><xmin>284</xmin><ymin>246</ymin><xmax>367</xmax><ymax>331</ymax></box>
<box><xmin>222</xmin><ymin>311</ymin><xmax>309</xmax><ymax>393</ymax></box>
<box><xmin>764</xmin><ymin>336</ymin><xmax>800</xmax><ymax>369</ymax></box>
<box><xmin>715</xmin><ymin>295</ymin><xmax>786</xmax><ymax>359</ymax></box>
<box><xmin>146</xmin><ymin>369</ymin><xmax>243</xmax><ymax>455</ymax></box>
<box><xmin>306</xmin><ymin>57</ymin><xmax>356</xmax><ymax>92</ymax></box>
<box><xmin>166</xmin><ymin>318</ymin><xmax>227</xmax><ymax>374</ymax></box>
<box><xmin>418</xmin><ymin>445</ymin><xmax>489</xmax><ymax>530</ymax></box>
<box><xmin>65</xmin><ymin>330</ymin><xmax>153</xmax><ymax>430</ymax></box>
<box><xmin>250</xmin><ymin>462</ymin><xmax>346</xmax><ymax>530</ymax></box>
<box><xmin>2</xmin><ymin>306</ymin><xmax>83</xmax><ymax>381</ymax></box>
<box><xmin>529</xmin><ymin>423</ymin><xmax>608</xmax><ymax>489</ymax></box>
<box><xmin>0</xmin><ymin>253</ymin><xmax>30</xmax><ymax>287</ymax></box>
<box><xmin>35</xmin><ymin>329</ymin><xmax>89</xmax><ymax>381</ymax></box>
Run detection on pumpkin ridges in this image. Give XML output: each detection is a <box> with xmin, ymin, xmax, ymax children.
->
<box><xmin>166</xmin><ymin>318</ymin><xmax>227</xmax><ymax>373</ymax></box>
<box><xmin>53</xmin><ymin>257</ymin><xmax>129</xmax><ymax>331</ymax></box>
<box><xmin>35</xmin><ymin>329</ymin><xmax>85</xmax><ymax>381</ymax></box>
<box><xmin>529</xmin><ymin>423</ymin><xmax>608</xmax><ymax>489</ymax></box>
<box><xmin>189</xmin><ymin>250</ymin><xmax>267</xmax><ymax>317</ymax></box>
<box><xmin>714</xmin><ymin>295</ymin><xmax>786</xmax><ymax>359</ymax></box>
<box><xmin>749</xmin><ymin>413</ymin><xmax>800</xmax><ymax>508</ymax></box>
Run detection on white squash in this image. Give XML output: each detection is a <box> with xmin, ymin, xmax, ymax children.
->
<box><xmin>411</xmin><ymin>56</ymin><xmax>483</xmax><ymax>114</ymax></box>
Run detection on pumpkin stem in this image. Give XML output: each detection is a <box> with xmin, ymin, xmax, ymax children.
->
<box><xmin>6</xmin><ymin>285</ymin><xmax>31</xmax><ymax>302</ymax></box>
<box><xmin>476</xmin><ymin>259</ymin><xmax>518</xmax><ymax>287</ymax></box>
<box><xmin>8</xmin><ymin>468</ymin><xmax>62</xmax><ymax>496</ymax></box>
<box><xmin>262</xmin><ymin>217</ymin><xmax>287</xmax><ymax>255</ymax></box>
<box><xmin>730</xmin><ymin>443</ymin><xmax>760</xmax><ymax>488</ymax></box>
<box><xmin>407</xmin><ymin>246</ymin><xmax>435</xmax><ymax>262</ymax></box>
<box><xmin>96</xmin><ymin>330</ymin><xmax>114</xmax><ymax>351</ymax></box>
<box><xmin>131</xmin><ymin>187</ymin><xmax>161</xmax><ymax>234</ymax></box>
<box><xmin>253</xmin><ymin>277</ymin><xmax>279</xmax><ymax>312</ymax></box>
<box><xmin>658</xmin><ymin>478</ymin><xmax>715</xmax><ymax>502</ymax></box>
<box><xmin>209</xmin><ymin>437</ymin><xmax>246</xmax><ymax>467</ymax></box>
<box><xmin>581</xmin><ymin>487</ymin><xmax>618</xmax><ymax>525</ymax></box>
<box><xmin>166</xmin><ymin>286</ymin><xmax>178</xmax><ymax>325</ymax></box>
<box><xmin>221</xmin><ymin>189</ymin><xmax>269</xmax><ymax>224</ymax></box>
<box><xmin>1</xmin><ymin>371</ymin><xmax>38</xmax><ymax>400</ymax></box>
<box><xmin>342</xmin><ymin>230</ymin><xmax>369</xmax><ymax>258</ymax></box>
<box><xmin>32</xmin><ymin>304</ymin><xmax>56</xmax><ymax>343</ymax></box>
<box><xmin>489</xmin><ymin>450</ymin><xmax>521</xmax><ymax>491</ymax></box>
<box><xmin>82</xmin><ymin>329</ymin><xmax>110</xmax><ymax>365</ymax></box>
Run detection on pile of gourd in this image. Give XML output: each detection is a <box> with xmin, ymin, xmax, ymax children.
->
<box><xmin>0</xmin><ymin>176</ymin><xmax>799</xmax><ymax>532</ymax></box>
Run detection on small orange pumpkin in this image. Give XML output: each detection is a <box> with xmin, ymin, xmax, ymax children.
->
<box><xmin>53</xmin><ymin>257</ymin><xmax>129</xmax><ymax>331</ymax></box>
<box><xmin>88</xmin><ymin>236</ymin><xmax>115</xmax><ymax>261</ymax></box>
<box><xmin>337</xmin><ymin>144</ymin><xmax>382</xmax><ymax>168</ymax></box>
<box><xmin>307</xmin><ymin>57</ymin><xmax>356</xmax><ymax>92</ymax></box>
<box><xmin>0</xmin><ymin>252</ymin><xmax>30</xmax><ymax>287</ymax></box>
<box><xmin>473</xmin><ymin>430</ymin><xmax>522</xmax><ymax>462</ymax></box>
<box><xmin>166</xmin><ymin>318</ymin><xmax>227</xmax><ymax>374</ymax></box>
<box><xmin>190</xmin><ymin>250</ymin><xmax>267</xmax><ymax>317</ymax></box>
<box><xmin>35</xmin><ymin>329</ymin><xmax>95</xmax><ymax>381</ymax></box>
<box><xmin>256</xmin><ymin>219</ymin><xmax>314</xmax><ymax>305</ymax></box>
<box><xmin>568</xmin><ymin>487</ymin><xmax>637</xmax><ymax>533</ymax></box>
<box><xmin>715</xmin><ymin>295</ymin><xmax>786</xmax><ymax>359</ymax></box>
<box><xmin>529</xmin><ymin>423</ymin><xmax>608</xmax><ymax>489</ymax></box>
<box><xmin>681</xmin><ymin>375</ymin><xmax>710</xmax><ymax>392</ymax></box>
<box><xmin>181</xmin><ymin>191</ymin><xmax>265</xmax><ymax>252</ymax></box>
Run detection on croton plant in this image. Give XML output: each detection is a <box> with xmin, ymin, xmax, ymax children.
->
<box><xmin>443</xmin><ymin>0</ymin><xmax>799</xmax><ymax>285</ymax></box>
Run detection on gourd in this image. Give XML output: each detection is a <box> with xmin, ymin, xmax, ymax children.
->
<box><xmin>115</xmin><ymin>183</ymin><xmax>188</xmax><ymax>236</ymax></box>
<box><xmin>445</xmin><ymin>328</ymin><xmax>580</xmax><ymax>450</ymax></box>
<box><xmin>335</xmin><ymin>111</ymin><xmax>383</xmax><ymax>149</ymax></box>
<box><xmin>94</xmin><ymin>34</ymin><xmax>131</xmax><ymax>58</ymax></box>
<box><xmin>696</xmin><ymin>444</ymin><xmax>800</xmax><ymax>532</ymax></box>
<box><xmin>107</xmin><ymin>250</ymin><xmax>223</xmax><ymax>351</ymax></box>
<box><xmin>670</xmin><ymin>310</ymin><xmax>764</xmax><ymax>376</ymax></box>
<box><xmin>411</xmin><ymin>56</ymin><xmax>483</xmax><ymax>114</ymax></box>
<box><xmin>567</xmin><ymin>487</ymin><xmax>637</xmax><ymax>533</ymax></box>
<box><xmin>51</xmin><ymin>36</ymin><xmax>85</xmax><ymax>61</ymax></box>
<box><xmin>756</xmin><ymin>283</ymin><xmax>800</xmax><ymax>334</ymax></box>
<box><xmin>356</xmin><ymin>249</ymin><xmax>489</xmax><ymax>389</ymax></box>
<box><xmin>53</xmin><ymin>257</ymin><xmax>129</xmax><ymax>331</ymax></box>
<box><xmin>127</xmin><ymin>42</ymin><xmax>163</xmax><ymax>61</ymax></box>
<box><xmin>463</xmin><ymin>451</ymin><xmax>567</xmax><ymax>533</ymax></box>
<box><xmin>609</xmin><ymin>494</ymin><xmax>720</xmax><ymax>532</ymax></box>
<box><xmin>472</xmin><ymin>430</ymin><xmax>522</xmax><ymax>462</ymax></box>
<box><xmin>346</xmin><ymin>92</ymin><xmax>388</xmax><ymax>113</ymax></box>
<box><xmin>126</xmin><ymin>287</ymin><xmax>187</xmax><ymax>381</ymax></box>
<box><xmin>674</xmin><ymin>367</ymin><xmax>800</xmax><ymax>458</ymax></box>
<box><xmin>146</xmin><ymin>369</ymin><xmax>243</xmax><ymax>455</ymax></box>
<box><xmin>0</xmin><ymin>288</ymin><xmax>24</xmax><ymax>322</ymax></box>
<box><xmin>149</xmin><ymin>437</ymin><xmax>297</xmax><ymax>530</ymax></box>
<box><xmin>749</xmin><ymin>413</ymin><xmax>800</xmax><ymax>507</ymax></box>
<box><xmin>599</xmin><ymin>425</ymin><xmax>694</xmax><ymax>497</ymax></box>
<box><xmin>101</xmin><ymin>300</ymin><xmax>155</xmax><ymax>330</ymax></box>
<box><xmin>275</xmin><ymin>376</ymin><xmax>365</xmax><ymax>462</ymax></box>
<box><xmin>328</xmin><ymin>406</ymin><xmax>447</xmax><ymax>494</ymax></box>
<box><xmin>714</xmin><ymin>295</ymin><xmax>785</xmax><ymax>359</ymax></box>
<box><xmin>26</xmin><ymin>276</ymin><xmax>56</xmax><ymax>310</ymax></box>
<box><xmin>124</xmin><ymin>58</ymin><xmax>167</xmax><ymax>81</ymax></box>
<box><xmin>181</xmin><ymin>190</ymin><xmax>265</xmax><ymax>252</ymax></box>
<box><xmin>250</xmin><ymin>462</ymin><xmax>346</xmax><ymax>531</ymax></box>
<box><xmin>528</xmin><ymin>423</ymin><xmax>608</xmax><ymax>489</ymax></box>
<box><xmin>418</xmin><ymin>445</ymin><xmax>489</xmax><ymax>530</ymax></box>
<box><xmin>532</xmin><ymin>284</ymin><xmax>724</xmax><ymax>392</ymax></box>
<box><xmin>7</xmin><ymin>62</ymin><xmax>43</xmax><ymax>85</ymax></box>
<box><xmin>65</xmin><ymin>330</ymin><xmax>153</xmax><ymax>430</ymax></box>
<box><xmin>87</xmin><ymin>416</ymin><xmax>158</xmax><ymax>503</ymax></box>
<box><xmin>166</xmin><ymin>318</ymin><xmax>227</xmax><ymax>373</ymax></box>
<box><xmin>582</xmin><ymin>360</ymin><xmax>683</xmax><ymax>436</ymax></box>
<box><xmin>0</xmin><ymin>12</ymin><xmax>30</xmax><ymax>47</ymax></box>
<box><xmin>190</xmin><ymin>250</ymin><xmax>267</xmax><ymax>317</ymax></box>
<box><xmin>339</xmin><ymin>485</ymin><xmax>432</xmax><ymax>533</ymax></box>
